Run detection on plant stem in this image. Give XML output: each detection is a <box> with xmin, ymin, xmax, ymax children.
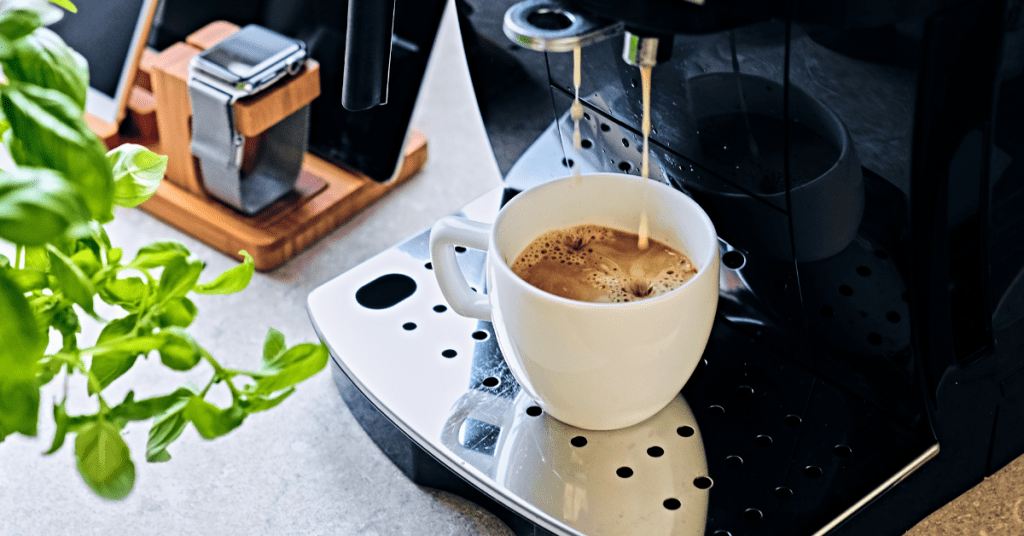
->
<box><xmin>223</xmin><ymin>368</ymin><xmax>271</xmax><ymax>378</ymax></box>
<box><xmin>201</xmin><ymin>350</ymin><xmax>241</xmax><ymax>400</ymax></box>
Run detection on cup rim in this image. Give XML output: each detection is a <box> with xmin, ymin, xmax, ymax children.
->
<box><xmin>490</xmin><ymin>173</ymin><xmax>719</xmax><ymax>308</ymax></box>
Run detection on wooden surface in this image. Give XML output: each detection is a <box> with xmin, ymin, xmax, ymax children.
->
<box><xmin>139</xmin><ymin>130</ymin><xmax>428</xmax><ymax>271</ymax></box>
<box><xmin>234</xmin><ymin>63</ymin><xmax>320</xmax><ymax>137</ymax></box>
<box><xmin>149</xmin><ymin>41</ymin><xmax>204</xmax><ymax>194</ymax></box>
<box><xmin>185</xmin><ymin>20</ymin><xmax>239</xmax><ymax>50</ymax></box>
<box><xmin>90</xmin><ymin>20</ymin><xmax>430</xmax><ymax>271</ymax></box>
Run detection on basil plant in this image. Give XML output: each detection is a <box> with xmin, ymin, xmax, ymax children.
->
<box><xmin>0</xmin><ymin>0</ymin><xmax>328</xmax><ymax>500</ymax></box>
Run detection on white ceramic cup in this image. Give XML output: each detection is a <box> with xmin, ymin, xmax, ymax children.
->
<box><xmin>429</xmin><ymin>173</ymin><xmax>720</xmax><ymax>430</ymax></box>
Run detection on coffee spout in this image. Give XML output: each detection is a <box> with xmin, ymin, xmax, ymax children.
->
<box><xmin>503</xmin><ymin>0</ymin><xmax>623</xmax><ymax>52</ymax></box>
<box><xmin>622</xmin><ymin>30</ymin><xmax>673</xmax><ymax>67</ymax></box>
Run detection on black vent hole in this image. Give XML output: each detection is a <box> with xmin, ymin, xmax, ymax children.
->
<box><xmin>526</xmin><ymin>406</ymin><xmax>542</xmax><ymax>417</ymax></box>
<box><xmin>722</xmin><ymin>250</ymin><xmax>746</xmax><ymax>270</ymax></box>
<box><xmin>677</xmin><ymin>426</ymin><xmax>695</xmax><ymax>437</ymax></box>
<box><xmin>570</xmin><ymin>436</ymin><xmax>588</xmax><ymax>447</ymax></box>
<box><xmin>805</xmin><ymin>465</ymin><xmax>823</xmax><ymax>478</ymax></box>
<box><xmin>694</xmin><ymin>476</ymin><xmax>713</xmax><ymax>489</ymax></box>
<box><xmin>755</xmin><ymin>435</ymin><xmax>773</xmax><ymax>447</ymax></box>
<box><xmin>616</xmin><ymin>467</ymin><xmax>633</xmax><ymax>478</ymax></box>
<box><xmin>708</xmin><ymin>405</ymin><xmax>726</xmax><ymax>417</ymax></box>
<box><xmin>774</xmin><ymin>486</ymin><xmax>793</xmax><ymax>499</ymax></box>
<box><xmin>647</xmin><ymin>446</ymin><xmax>664</xmax><ymax>458</ymax></box>
<box><xmin>725</xmin><ymin>455</ymin><xmax>743</xmax><ymax>468</ymax></box>
<box><xmin>744</xmin><ymin>508</ymin><xmax>763</xmax><ymax>521</ymax></box>
<box><xmin>663</xmin><ymin>498</ymin><xmax>681</xmax><ymax>510</ymax></box>
<box><xmin>482</xmin><ymin>377</ymin><xmax>500</xmax><ymax>388</ymax></box>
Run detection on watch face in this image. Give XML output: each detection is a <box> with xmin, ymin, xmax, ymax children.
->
<box><xmin>198</xmin><ymin>25</ymin><xmax>303</xmax><ymax>83</ymax></box>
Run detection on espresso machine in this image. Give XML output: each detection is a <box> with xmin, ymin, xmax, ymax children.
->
<box><xmin>155</xmin><ymin>0</ymin><xmax>1024</xmax><ymax>533</ymax></box>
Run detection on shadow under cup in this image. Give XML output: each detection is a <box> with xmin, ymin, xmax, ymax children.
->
<box><xmin>487</xmin><ymin>173</ymin><xmax>720</xmax><ymax>430</ymax></box>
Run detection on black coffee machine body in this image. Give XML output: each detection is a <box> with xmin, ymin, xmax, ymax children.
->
<box><xmin>152</xmin><ymin>0</ymin><xmax>1024</xmax><ymax>533</ymax></box>
<box><xmin>374</xmin><ymin>0</ymin><xmax>1024</xmax><ymax>533</ymax></box>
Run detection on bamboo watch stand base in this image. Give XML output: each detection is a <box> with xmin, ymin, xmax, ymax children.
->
<box><xmin>89</xmin><ymin>21</ymin><xmax>428</xmax><ymax>272</ymax></box>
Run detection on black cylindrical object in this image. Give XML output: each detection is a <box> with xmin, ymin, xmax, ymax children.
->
<box><xmin>342</xmin><ymin>0</ymin><xmax>396</xmax><ymax>110</ymax></box>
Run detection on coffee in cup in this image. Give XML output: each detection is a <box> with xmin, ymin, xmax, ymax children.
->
<box><xmin>510</xmin><ymin>224</ymin><xmax>698</xmax><ymax>303</ymax></box>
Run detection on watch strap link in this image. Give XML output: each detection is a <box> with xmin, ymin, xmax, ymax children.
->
<box><xmin>189</xmin><ymin>77</ymin><xmax>310</xmax><ymax>215</ymax></box>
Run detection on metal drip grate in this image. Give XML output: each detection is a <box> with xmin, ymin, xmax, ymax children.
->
<box><xmin>308</xmin><ymin>186</ymin><xmax>937</xmax><ymax>536</ymax></box>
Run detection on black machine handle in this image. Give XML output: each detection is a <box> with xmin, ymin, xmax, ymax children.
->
<box><xmin>342</xmin><ymin>0</ymin><xmax>396</xmax><ymax>111</ymax></box>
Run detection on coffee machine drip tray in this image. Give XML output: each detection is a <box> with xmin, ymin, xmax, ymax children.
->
<box><xmin>308</xmin><ymin>187</ymin><xmax>938</xmax><ymax>536</ymax></box>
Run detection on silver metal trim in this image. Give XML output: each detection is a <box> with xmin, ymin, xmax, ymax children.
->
<box><xmin>503</xmin><ymin>0</ymin><xmax>623</xmax><ymax>52</ymax></box>
<box><xmin>812</xmin><ymin>443</ymin><xmax>941</xmax><ymax>536</ymax></box>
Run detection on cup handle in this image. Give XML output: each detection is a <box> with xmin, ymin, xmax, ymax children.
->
<box><xmin>429</xmin><ymin>216</ymin><xmax>492</xmax><ymax>321</ymax></box>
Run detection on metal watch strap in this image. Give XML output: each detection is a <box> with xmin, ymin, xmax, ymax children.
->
<box><xmin>188</xmin><ymin>77</ymin><xmax>310</xmax><ymax>215</ymax></box>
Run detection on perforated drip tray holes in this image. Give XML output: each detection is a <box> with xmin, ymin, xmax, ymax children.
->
<box><xmin>310</xmin><ymin>187</ymin><xmax>938</xmax><ymax>536</ymax></box>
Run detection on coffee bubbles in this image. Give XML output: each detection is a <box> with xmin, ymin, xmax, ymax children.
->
<box><xmin>510</xmin><ymin>224</ymin><xmax>697</xmax><ymax>303</ymax></box>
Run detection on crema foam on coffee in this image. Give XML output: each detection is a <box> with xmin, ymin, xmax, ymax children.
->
<box><xmin>510</xmin><ymin>224</ymin><xmax>697</xmax><ymax>303</ymax></box>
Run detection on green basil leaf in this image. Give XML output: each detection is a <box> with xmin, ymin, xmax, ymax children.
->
<box><xmin>3</xmin><ymin>27</ymin><xmax>88</xmax><ymax>109</ymax></box>
<box><xmin>47</xmin><ymin>245</ymin><xmax>94</xmax><ymax>314</ymax></box>
<box><xmin>44</xmin><ymin>400</ymin><xmax>69</xmax><ymax>455</ymax></box>
<box><xmin>144</xmin><ymin>386</ymin><xmax>194</xmax><ymax>462</ymax></box>
<box><xmin>8</xmin><ymin>0</ymin><xmax>68</xmax><ymax>23</ymax></box>
<box><xmin>146</xmin><ymin>412</ymin><xmax>185</xmax><ymax>463</ymax></box>
<box><xmin>156</xmin><ymin>297</ymin><xmax>197</xmax><ymax>328</ymax></box>
<box><xmin>107</xmin><ymin>247</ymin><xmax>122</xmax><ymax>265</ymax></box>
<box><xmin>193</xmin><ymin>250</ymin><xmax>253</xmax><ymax>295</ymax></box>
<box><xmin>70</xmin><ymin>247</ymin><xmax>100</xmax><ymax>277</ymax></box>
<box><xmin>0</xmin><ymin>376</ymin><xmax>39</xmax><ymax>437</ymax></box>
<box><xmin>75</xmin><ymin>420</ymin><xmax>135</xmax><ymax>500</ymax></box>
<box><xmin>47</xmin><ymin>0</ymin><xmax>77</xmax><ymax>14</ymax></box>
<box><xmin>109</xmin><ymin>387</ymin><xmax>194</xmax><ymax>423</ymax></box>
<box><xmin>0</xmin><ymin>269</ymin><xmax>43</xmax><ymax>436</ymax></box>
<box><xmin>97</xmin><ymin>313</ymin><xmax>137</xmax><ymax>344</ymax></box>
<box><xmin>88</xmin><ymin>314</ymin><xmax>146</xmax><ymax>393</ymax></box>
<box><xmin>242</xmin><ymin>388</ymin><xmax>294</xmax><ymax>414</ymax></box>
<box><xmin>0</xmin><ymin>253</ymin><xmax>8</xmax><ymax>268</ymax></box>
<box><xmin>0</xmin><ymin>8</ymin><xmax>42</xmax><ymax>42</ymax></box>
<box><xmin>1</xmin><ymin>82</ymin><xmax>113</xmax><ymax>222</ymax></box>
<box><xmin>156</xmin><ymin>255</ymin><xmax>204</xmax><ymax>301</ymax></box>
<box><xmin>50</xmin><ymin>302</ymin><xmax>79</xmax><ymax>339</ymax></box>
<box><xmin>255</xmin><ymin>343</ymin><xmax>329</xmax><ymax>395</ymax></box>
<box><xmin>98</xmin><ymin>276</ymin><xmax>146</xmax><ymax>309</ymax></box>
<box><xmin>262</xmin><ymin>327</ymin><xmax>286</xmax><ymax>363</ymax></box>
<box><xmin>0</xmin><ymin>167</ymin><xmax>90</xmax><ymax>246</ymax></box>
<box><xmin>23</xmin><ymin>245</ymin><xmax>47</xmax><ymax>270</ymax></box>
<box><xmin>89</xmin><ymin>353</ymin><xmax>138</xmax><ymax>395</ymax></box>
<box><xmin>5</xmin><ymin>267</ymin><xmax>47</xmax><ymax>292</ymax></box>
<box><xmin>157</xmin><ymin>328</ymin><xmax>201</xmax><ymax>371</ymax></box>
<box><xmin>107</xmin><ymin>144</ymin><xmax>167</xmax><ymax>207</ymax></box>
<box><xmin>183</xmin><ymin>396</ymin><xmax>245</xmax><ymax>440</ymax></box>
<box><xmin>128</xmin><ymin>241</ymin><xmax>190</xmax><ymax>269</ymax></box>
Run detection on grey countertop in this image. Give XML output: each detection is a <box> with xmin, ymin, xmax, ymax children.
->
<box><xmin>0</xmin><ymin>3</ymin><xmax>514</xmax><ymax>535</ymax></box>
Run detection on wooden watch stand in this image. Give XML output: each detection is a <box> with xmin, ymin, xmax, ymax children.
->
<box><xmin>88</xmin><ymin>21</ymin><xmax>428</xmax><ymax>271</ymax></box>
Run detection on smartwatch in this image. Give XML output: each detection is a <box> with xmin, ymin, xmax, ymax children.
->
<box><xmin>188</xmin><ymin>24</ymin><xmax>309</xmax><ymax>214</ymax></box>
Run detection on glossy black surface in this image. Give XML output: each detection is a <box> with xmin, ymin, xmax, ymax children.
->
<box><xmin>455</xmin><ymin>0</ymin><xmax>1024</xmax><ymax>533</ymax></box>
